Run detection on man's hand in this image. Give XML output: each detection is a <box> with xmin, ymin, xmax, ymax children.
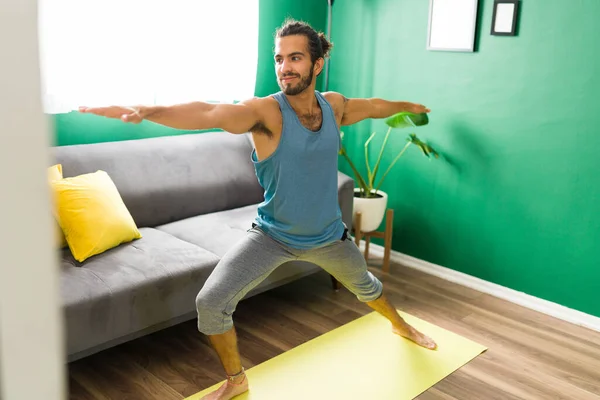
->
<box><xmin>79</xmin><ymin>105</ymin><xmax>145</xmax><ymax>123</ymax></box>
<box><xmin>404</xmin><ymin>103</ymin><xmax>431</xmax><ymax>114</ymax></box>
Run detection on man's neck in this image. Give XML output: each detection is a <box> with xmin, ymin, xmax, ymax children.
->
<box><xmin>285</xmin><ymin>88</ymin><xmax>319</xmax><ymax>115</ymax></box>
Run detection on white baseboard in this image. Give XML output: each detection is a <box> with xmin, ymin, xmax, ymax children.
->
<box><xmin>363</xmin><ymin>243</ymin><xmax>600</xmax><ymax>333</ymax></box>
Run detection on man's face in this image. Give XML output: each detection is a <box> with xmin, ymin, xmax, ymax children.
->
<box><xmin>274</xmin><ymin>35</ymin><xmax>317</xmax><ymax>96</ymax></box>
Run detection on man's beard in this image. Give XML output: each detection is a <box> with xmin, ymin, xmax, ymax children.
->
<box><xmin>278</xmin><ymin>66</ymin><xmax>314</xmax><ymax>95</ymax></box>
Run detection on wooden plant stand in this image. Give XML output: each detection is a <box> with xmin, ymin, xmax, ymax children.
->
<box><xmin>353</xmin><ymin>209</ymin><xmax>394</xmax><ymax>273</ymax></box>
<box><xmin>330</xmin><ymin>209</ymin><xmax>394</xmax><ymax>291</ymax></box>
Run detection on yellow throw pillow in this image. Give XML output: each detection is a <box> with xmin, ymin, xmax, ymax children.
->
<box><xmin>51</xmin><ymin>170</ymin><xmax>142</xmax><ymax>262</ymax></box>
<box><xmin>47</xmin><ymin>163</ymin><xmax>62</xmax><ymax>181</ymax></box>
<box><xmin>48</xmin><ymin>164</ymin><xmax>68</xmax><ymax>248</ymax></box>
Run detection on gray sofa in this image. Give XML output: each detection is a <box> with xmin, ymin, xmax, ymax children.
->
<box><xmin>52</xmin><ymin>131</ymin><xmax>355</xmax><ymax>362</ymax></box>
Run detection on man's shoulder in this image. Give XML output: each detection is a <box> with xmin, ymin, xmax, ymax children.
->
<box><xmin>241</xmin><ymin>95</ymin><xmax>280</xmax><ymax>109</ymax></box>
<box><xmin>321</xmin><ymin>91</ymin><xmax>347</xmax><ymax>115</ymax></box>
<box><xmin>322</xmin><ymin>91</ymin><xmax>347</xmax><ymax>101</ymax></box>
<box><xmin>239</xmin><ymin>95</ymin><xmax>280</xmax><ymax>117</ymax></box>
<box><xmin>239</xmin><ymin>95</ymin><xmax>281</xmax><ymax>136</ymax></box>
<box><xmin>322</xmin><ymin>91</ymin><xmax>348</xmax><ymax>107</ymax></box>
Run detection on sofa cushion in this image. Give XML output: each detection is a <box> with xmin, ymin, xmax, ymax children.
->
<box><xmin>157</xmin><ymin>203</ymin><xmax>258</xmax><ymax>258</ymax></box>
<box><xmin>155</xmin><ymin>203</ymin><xmax>324</xmax><ymax>300</ymax></box>
<box><xmin>155</xmin><ymin>170</ymin><xmax>356</xmax><ymax>257</ymax></box>
<box><xmin>60</xmin><ymin>227</ymin><xmax>219</xmax><ymax>356</ymax></box>
<box><xmin>51</xmin><ymin>131</ymin><xmax>264</xmax><ymax>228</ymax></box>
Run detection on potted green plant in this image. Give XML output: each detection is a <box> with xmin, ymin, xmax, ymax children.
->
<box><xmin>339</xmin><ymin>111</ymin><xmax>439</xmax><ymax>232</ymax></box>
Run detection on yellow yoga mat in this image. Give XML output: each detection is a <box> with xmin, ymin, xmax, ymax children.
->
<box><xmin>187</xmin><ymin>310</ymin><xmax>487</xmax><ymax>400</ymax></box>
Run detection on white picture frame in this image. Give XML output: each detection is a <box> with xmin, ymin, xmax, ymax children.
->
<box><xmin>427</xmin><ymin>0</ymin><xmax>479</xmax><ymax>52</ymax></box>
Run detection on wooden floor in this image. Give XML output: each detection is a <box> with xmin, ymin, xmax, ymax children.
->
<box><xmin>68</xmin><ymin>258</ymin><xmax>600</xmax><ymax>400</ymax></box>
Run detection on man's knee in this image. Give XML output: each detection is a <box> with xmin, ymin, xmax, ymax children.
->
<box><xmin>352</xmin><ymin>272</ymin><xmax>384</xmax><ymax>303</ymax></box>
<box><xmin>195</xmin><ymin>289</ymin><xmax>233</xmax><ymax>335</ymax></box>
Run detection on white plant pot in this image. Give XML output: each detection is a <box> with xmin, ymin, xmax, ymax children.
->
<box><xmin>352</xmin><ymin>189</ymin><xmax>388</xmax><ymax>232</ymax></box>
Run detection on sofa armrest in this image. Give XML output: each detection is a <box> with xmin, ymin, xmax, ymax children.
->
<box><xmin>337</xmin><ymin>171</ymin><xmax>355</xmax><ymax>232</ymax></box>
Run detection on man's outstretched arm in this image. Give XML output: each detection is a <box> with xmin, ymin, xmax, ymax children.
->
<box><xmin>79</xmin><ymin>98</ymin><xmax>264</xmax><ymax>134</ymax></box>
<box><xmin>336</xmin><ymin>95</ymin><xmax>430</xmax><ymax>126</ymax></box>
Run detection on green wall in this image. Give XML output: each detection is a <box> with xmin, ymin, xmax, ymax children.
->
<box><xmin>51</xmin><ymin>0</ymin><xmax>327</xmax><ymax>146</ymax></box>
<box><xmin>331</xmin><ymin>0</ymin><xmax>600</xmax><ymax>317</ymax></box>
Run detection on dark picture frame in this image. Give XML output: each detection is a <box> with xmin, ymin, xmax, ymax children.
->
<box><xmin>491</xmin><ymin>0</ymin><xmax>519</xmax><ymax>36</ymax></box>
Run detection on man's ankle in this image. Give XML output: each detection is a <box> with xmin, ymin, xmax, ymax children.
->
<box><xmin>230</xmin><ymin>374</ymin><xmax>246</xmax><ymax>385</ymax></box>
<box><xmin>227</xmin><ymin>368</ymin><xmax>246</xmax><ymax>385</ymax></box>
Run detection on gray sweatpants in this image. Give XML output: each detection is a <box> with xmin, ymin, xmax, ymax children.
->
<box><xmin>195</xmin><ymin>225</ymin><xmax>384</xmax><ymax>335</ymax></box>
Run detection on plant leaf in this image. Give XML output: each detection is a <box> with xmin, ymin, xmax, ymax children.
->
<box><xmin>408</xmin><ymin>133</ymin><xmax>439</xmax><ymax>158</ymax></box>
<box><xmin>385</xmin><ymin>112</ymin><xmax>429</xmax><ymax>129</ymax></box>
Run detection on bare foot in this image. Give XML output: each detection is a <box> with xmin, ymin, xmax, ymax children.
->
<box><xmin>199</xmin><ymin>374</ymin><xmax>249</xmax><ymax>400</ymax></box>
<box><xmin>393</xmin><ymin>324</ymin><xmax>437</xmax><ymax>350</ymax></box>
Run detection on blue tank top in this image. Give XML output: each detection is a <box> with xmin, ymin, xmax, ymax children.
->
<box><xmin>251</xmin><ymin>91</ymin><xmax>345</xmax><ymax>249</ymax></box>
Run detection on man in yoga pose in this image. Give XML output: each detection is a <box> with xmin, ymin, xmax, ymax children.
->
<box><xmin>80</xmin><ymin>19</ymin><xmax>437</xmax><ymax>400</ymax></box>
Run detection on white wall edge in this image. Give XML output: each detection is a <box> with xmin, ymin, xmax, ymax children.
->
<box><xmin>364</xmin><ymin>243</ymin><xmax>600</xmax><ymax>333</ymax></box>
<box><xmin>0</xmin><ymin>1</ymin><xmax>66</xmax><ymax>398</ymax></box>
